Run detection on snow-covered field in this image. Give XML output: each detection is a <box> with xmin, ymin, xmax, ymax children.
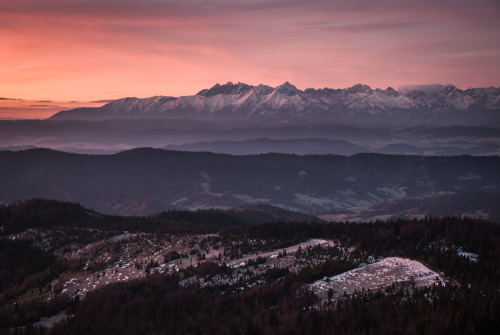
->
<box><xmin>311</xmin><ymin>257</ymin><xmax>446</xmax><ymax>299</ymax></box>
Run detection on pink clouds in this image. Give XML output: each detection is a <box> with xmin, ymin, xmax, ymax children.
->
<box><xmin>0</xmin><ymin>0</ymin><xmax>499</xmax><ymax>111</ymax></box>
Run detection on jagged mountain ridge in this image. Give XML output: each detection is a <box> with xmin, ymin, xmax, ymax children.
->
<box><xmin>50</xmin><ymin>82</ymin><xmax>500</xmax><ymax>126</ymax></box>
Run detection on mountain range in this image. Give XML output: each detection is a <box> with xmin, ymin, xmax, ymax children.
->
<box><xmin>51</xmin><ymin>82</ymin><xmax>500</xmax><ymax>127</ymax></box>
<box><xmin>1</xmin><ymin>82</ymin><xmax>499</xmax><ymax>155</ymax></box>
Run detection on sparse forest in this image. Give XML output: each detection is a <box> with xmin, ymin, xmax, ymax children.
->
<box><xmin>0</xmin><ymin>199</ymin><xmax>499</xmax><ymax>334</ymax></box>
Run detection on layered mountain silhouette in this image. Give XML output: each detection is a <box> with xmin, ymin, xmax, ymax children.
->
<box><xmin>1</xmin><ymin>148</ymin><xmax>499</xmax><ymax>221</ymax></box>
<box><xmin>1</xmin><ymin>82</ymin><xmax>499</xmax><ymax>155</ymax></box>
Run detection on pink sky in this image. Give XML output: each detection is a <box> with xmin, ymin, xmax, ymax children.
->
<box><xmin>1</xmin><ymin>0</ymin><xmax>500</xmax><ymax>118</ymax></box>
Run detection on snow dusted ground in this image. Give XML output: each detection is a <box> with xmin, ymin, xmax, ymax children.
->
<box><xmin>225</xmin><ymin>239</ymin><xmax>335</xmax><ymax>268</ymax></box>
<box><xmin>20</xmin><ymin>236</ymin><xmax>338</xmax><ymax>305</ymax></box>
<box><xmin>32</xmin><ymin>311</ymin><xmax>70</xmax><ymax>328</ymax></box>
<box><xmin>458</xmin><ymin>249</ymin><xmax>479</xmax><ymax>262</ymax></box>
<box><xmin>311</xmin><ymin>257</ymin><xmax>446</xmax><ymax>299</ymax></box>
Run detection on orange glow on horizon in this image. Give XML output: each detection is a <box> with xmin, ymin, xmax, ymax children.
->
<box><xmin>0</xmin><ymin>99</ymin><xmax>108</xmax><ymax>120</ymax></box>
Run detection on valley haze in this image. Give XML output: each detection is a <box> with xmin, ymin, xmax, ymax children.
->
<box><xmin>1</xmin><ymin>82</ymin><xmax>499</xmax><ymax>156</ymax></box>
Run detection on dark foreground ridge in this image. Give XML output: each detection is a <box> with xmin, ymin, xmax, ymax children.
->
<box><xmin>0</xmin><ymin>198</ymin><xmax>319</xmax><ymax>234</ymax></box>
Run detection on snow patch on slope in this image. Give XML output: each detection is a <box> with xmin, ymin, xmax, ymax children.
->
<box><xmin>311</xmin><ymin>257</ymin><xmax>446</xmax><ymax>299</ymax></box>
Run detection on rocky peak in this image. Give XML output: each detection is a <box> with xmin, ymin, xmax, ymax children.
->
<box><xmin>346</xmin><ymin>84</ymin><xmax>373</xmax><ymax>94</ymax></box>
<box><xmin>197</xmin><ymin>82</ymin><xmax>252</xmax><ymax>97</ymax></box>
<box><xmin>275</xmin><ymin>82</ymin><xmax>301</xmax><ymax>96</ymax></box>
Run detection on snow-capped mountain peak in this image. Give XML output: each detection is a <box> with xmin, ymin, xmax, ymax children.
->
<box><xmin>50</xmin><ymin>82</ymin><xmax>500</xmax><ymax>126</ymax></box>
<box><xmin>346</xmin><ymin>84</ymin><xmax>373</xmax><ymax>94</ymax></box>
<box><xmin>197</xmin><ymin>82</ymin><xmax>252</xmax><ymax>97</ymax></box>
<box><xmin>275</xmin><ymin>82</ymin><xmax>300</xmax><ymax>96</ymax></box>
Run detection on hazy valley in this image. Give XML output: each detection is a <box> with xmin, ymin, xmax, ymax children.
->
<box><xmin>2</xmin><ymin>82</ymin><xmax>500</xmax><ymax>156</ymax></box>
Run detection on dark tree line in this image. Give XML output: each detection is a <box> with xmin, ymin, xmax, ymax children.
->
<box><xmin>0</xmin><ymin>240</ymin><xmax>60</xmax><ymax>301</ymax></box>
<box><xmin>0</xmin><ymin>199</ymin><xmax>248</xmax><ymax>235</ymax></box>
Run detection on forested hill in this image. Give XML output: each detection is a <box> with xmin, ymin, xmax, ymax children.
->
<box><xmin>1</xmin><ymin>199</ymin><xmax>499</xmax><ymax>334</ymax></box>
<box><xmin>0</xmin><ymin>199</ymin><xmax>320</xmax><ymax>234</ymax></box>
<box><xmin>1</xmin><ymin>148</ymin><xmax>499</xmax><ymax>219</ymax></box>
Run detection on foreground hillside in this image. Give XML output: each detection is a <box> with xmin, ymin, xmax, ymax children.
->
<box><xmin>1</xmin><ymin>148</ymin><xmax>499</xmax><ymax>221</ymax></box>
<box><xmin>0</xmin><ymin>199</ymin><xmax>499</xmax><ymax>334</ymax></box>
